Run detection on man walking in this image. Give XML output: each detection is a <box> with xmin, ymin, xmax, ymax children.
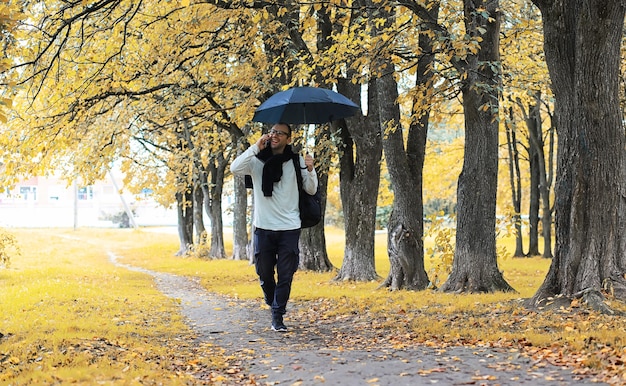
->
<box><xmin>230</xmin><ymin>123</ymin><xmax>318</xmax><ymax>332</ymax></box>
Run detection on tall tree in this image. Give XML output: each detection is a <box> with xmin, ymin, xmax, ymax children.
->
<box><xmin>230</xmin><ymin>171</ymin><xmax>249</xmax><ymax>261</ymax></box>
<box><xmin>4</xmin><ymin>1</ymin><xmax>260</xmax><ymax>258</ymax></box>
<box><xmin>517</xmin><ymin>92</ymin><xmax>554</xmax><ymax>258</ymax></box>
<box><xmin>227</xmin><ymin>2</ymin><xmax>339</xmax><ymax>270</ymax></box>
<box><xmin>529</xmin><ymin>0</ymin><xmax>626</xmax><ymax>311</ymax></box>
<box><xmin>310</xmin><ymin>2</ymin><xmax>384</xmax><ymax>279</ymax></box>
<box><xmin>324</xmin><ymin>0</ymin><xmax>383</xmax><ymax>280</ymax></box>
<box><xmin>537</xmin><ymin>100</ymin><xmax>556</xmax><ymax>260</ymax></box>
<box><xmin>500</xmin><ymin>0</ymin><xmax>554</xmax><ymax>260</ymax></box>
<box><xmin>298</xmin><ymin>3</ymin><xmax>335</xmax><ymax>272</ymax></box>
<box><xmin>440</xmin><ymin>0</ymin><xmax>514</xmax><ymax>293</ymax></box>
<box><xmin>526</xmin><ymin>98</ymin><xmax>542</xmax><ymax>256</ymax></box>
<box><xmin>334</xmin><ymin>78</ymin><xmax>383</xmax><ymax>281</ymax></box>
<box><xmin>504</xmin><ymin>105</ymin><xmax>525</xmax><ymax>257</ymax></box>
<box><xmin>370</xmin><ymin>0</ymin><xmax>440</xmax><ymax>290</ymax></box>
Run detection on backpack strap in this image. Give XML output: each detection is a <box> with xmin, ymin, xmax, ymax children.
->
<box><xmin>293</xmin><ymin>155</ymin><xmax>304</xmax><ymax>193</ymax></box>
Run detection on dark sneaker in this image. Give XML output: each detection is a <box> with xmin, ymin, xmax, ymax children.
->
<box><xmin>271</xmin><ymin>321</ymin><xmax>288</xmax><ymax>332</ymax></box>
<box><xmin>271</xmin><ymin>315</ymin><xmax>287</xmax><ymax>332</ymax></box>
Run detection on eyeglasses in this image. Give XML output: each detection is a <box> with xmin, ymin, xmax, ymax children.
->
<box><xmin>269</xmin><ymin>129</ymin><xmax>289</xmax><ymax>137</ymax></box>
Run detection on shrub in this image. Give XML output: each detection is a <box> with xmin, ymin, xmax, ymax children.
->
<box><xmin>0</xmin><ymin>229</ymin><xmax>19</xmax><ymax>268</ymax></box>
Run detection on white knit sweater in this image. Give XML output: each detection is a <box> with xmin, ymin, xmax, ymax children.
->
<box><xmin>230</xmin><ymin>144</ymin><xmax>318</xmax><ymax>231</ymax></box>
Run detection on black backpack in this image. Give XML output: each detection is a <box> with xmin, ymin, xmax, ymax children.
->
<box><xmin>292</xmin><ymin>157</ymin><xmax>322</xmax><ymax>228</ymax></box>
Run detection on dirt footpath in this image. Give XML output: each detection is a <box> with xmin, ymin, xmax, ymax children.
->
<box><xmin>109</xmin><ymin>253</ymin><xmax>605</xmax><ymax>386</ymax></box>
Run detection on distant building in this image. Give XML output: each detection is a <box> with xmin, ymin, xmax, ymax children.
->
<box><xmin>0</xmin><ymin>173</ymin><xmax>177</xmax><ymax>228</ymax></box>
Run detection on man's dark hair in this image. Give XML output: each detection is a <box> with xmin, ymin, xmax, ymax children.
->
<box><xmin>278</xmin><ymin>122</ymin><xmax>292</xmax><ymax>135</ymax></box>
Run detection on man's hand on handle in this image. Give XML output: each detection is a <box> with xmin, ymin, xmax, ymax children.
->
<box><xmin>304</xmin><ymin>154</ymin><xmax>314</xmax><ymax>172</ymax></box>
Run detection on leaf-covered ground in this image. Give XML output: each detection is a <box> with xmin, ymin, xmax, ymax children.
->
<box><xmin>188</xmin><ymin>297</ymin><xmax>625</xmax><ymax>385</ymax></box>
<box><xmin>288</xmin><ymin>298</ymin><xmax>626</xmax><ymax>385</ymax></box>
<box><xmin>1</xmin><ymin>228</ymin><xmax>624</xmax><ymax>385</ymax></box>
<box><xmin>120</xmin><ymin>258</ymin><xmax>624</xmax><ymax>385</ymax></box>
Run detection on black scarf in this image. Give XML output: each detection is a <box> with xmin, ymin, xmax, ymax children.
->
<box><xmin>256</xmin><ymin>145</ymin><xmax>296</xmax><ymax>197</ymax></box>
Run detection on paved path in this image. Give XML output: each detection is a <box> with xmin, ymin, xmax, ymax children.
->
<box><xmin>108</xmin><ymin>252</ymin><xmax>604</xmax><ymax>386</ymax></box>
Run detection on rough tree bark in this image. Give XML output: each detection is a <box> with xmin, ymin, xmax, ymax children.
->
<box><xmin>505</xmin><ymin>106</ymin><xmax>525</xmax><ymax>257</ymax></box>
<box><xmin>231</xmin><ymin>173</ymin><xmax>249</xmax><ymax>260</ymax></box>
<box><xmin>527</xmin><ymin>100</ymin><xmax>541</xmax><ymax>256</ymax></box>
<box><xmin>296</xmin><ymin>121</ymin><xmax>333</xmax><ymax>271</ymax></box>
<box><xmin>333</xmin><ymin>78</ymin><xmax>382</xmax><ymax>282</ymax></box>
<box><xmin>299</xmin><ymin>170</ymin><xmax>333</xmax><ymax>271</ymax></box>
<box><xmin>225</xmin><ymin>126</ymin><xmax>250</xmax><ymax>261</ymax></box>
<box><xmin>524</xmin><ymin>91</ymin><xmax>554</xmax><ymax>258</ymax></box>
<box><xmin>440</xmin><ymin>0</ymin><xmax>514</xmax><ymax>293</ymax></box>
<box><xmin>374</xmin><ymin>1</ymin><xmax>436</xmax><ymax>291</ymax></box>
<box><xmin>175</xmin><ymin>188</ymin><xmax>194</xmax><ymax>256</ymax></box>
<box><xmin>203</xmin><ymin>153</ymin><xmax>227</xmax><ymax>259</ymax></box>
<box><xmin>295</xmin><ymin>6</ymin><xmax>335</xmax><ymax>273</ymax></box>
<box><xmin>193</xmin><ymin>180</ymin><xmax>207</xmax><ymax>246</ymax></box>
<box><xmin>377</xmin><ymin>74</ymin><xmax>429</xmax><ymax>290</ymax></box>
<box><xmin>528</xmin><ymin>0</ymin><xmax>626</xmax><ymax>312</ymax></box>
<box><xmin>539</xmin><ymin>111</ymin><xmax>555</xmax><ymax>260</ymax></box>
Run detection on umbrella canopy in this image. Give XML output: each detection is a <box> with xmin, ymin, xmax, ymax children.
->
<box><xmin>252</xmin><ymin>86</ymin><xmax>361</xmax><ymax>124</ymax></box>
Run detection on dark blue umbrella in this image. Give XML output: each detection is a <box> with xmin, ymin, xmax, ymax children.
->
<box><xmin>252</xmin><ymin>86</ymin><xmax>361</xmax><ymax>124</ymax></box>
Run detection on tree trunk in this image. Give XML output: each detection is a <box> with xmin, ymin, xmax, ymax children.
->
<box><xmin>375</xmin><ymin>2</ymin><xmax>435</xmax><ymax>291</ymax></box>
<box><xmin>527</xmin><ymin>100</ymin><xmax>541</xmax><ymax>256</ymax></box>
<box><xmin>529</xmin><ymin>0</ymin><xmax>626</xmax><ymax>311</ymax></box>
<box><xmin>193</xmin><ymin>182</ymin><xmax>207</xmax><ymax>247</ymax></box>
<box><xmin>505</xmin><ymin>106</ymin><xmax>525</xmax><ymax>257</ymax></box>
<box><xmin>520</xmin><ymin>92</ymin><xmax>556</xmax><ymax>259</ymax></box>
<box><xmin>229</xmin><ymin>130</ymin><xmax>251</xmax><ymax>261</ymax></box>
<box><xmin>540</xmin><ymin>117</ymin><xmax>555</xmax><ymax>259</ymax></box>
<box><xmin>377</xmin><ymin>82</ymin><xmax>430</xmax><ymax>290</ymax></box>
<box><xmin>294</xmin><ymin>6</ymin><xmax>335</xmax><ymax>273</ymax></box>
<box><xmin>192</xmin><ymin>179</ymin><xmax>209</xmax><ymax>259</ymax></box>
<box><xmin>441</xmin><ymin>0</ymin><xmax>514</xmax><ymax>293</ymax></box>
<box><xmin>299</xmin><ymin>169</ymin><xmax>334</xmax><ymax>272</ymax></box>
<box><xmin>526</xmin><ymin>91</ymin><xmax>554</xmax><ymax>259</ymax></box>
<box><xmin>231</xmin><ymin>173</ymin><xmax>248</xmax><ymax>260</ymax></box>
<box><xmin>175</xmin><ymin>188</ymin><xmax>194</xmax><ymax>256</ymax></box>
<box><xmin>334</xmin><ymin>78</ymin><xmax>382</xmax><ymax>282</ymax></box>
<box><xmin>204</xmin><ymin>155</ymin><xmax>227</xmax><ymax>259</ymax></box>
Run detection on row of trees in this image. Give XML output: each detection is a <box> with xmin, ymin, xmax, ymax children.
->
<box><xmin>0</xmin><ymin>0</ymin><xmax>624</xmax><ymax>311</ymax></box>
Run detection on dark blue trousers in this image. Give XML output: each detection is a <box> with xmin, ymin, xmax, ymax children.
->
<box><xmin>254</xmin><ymin>228</ymin><xmax>300</xmax><ymax>317</ymax></box>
